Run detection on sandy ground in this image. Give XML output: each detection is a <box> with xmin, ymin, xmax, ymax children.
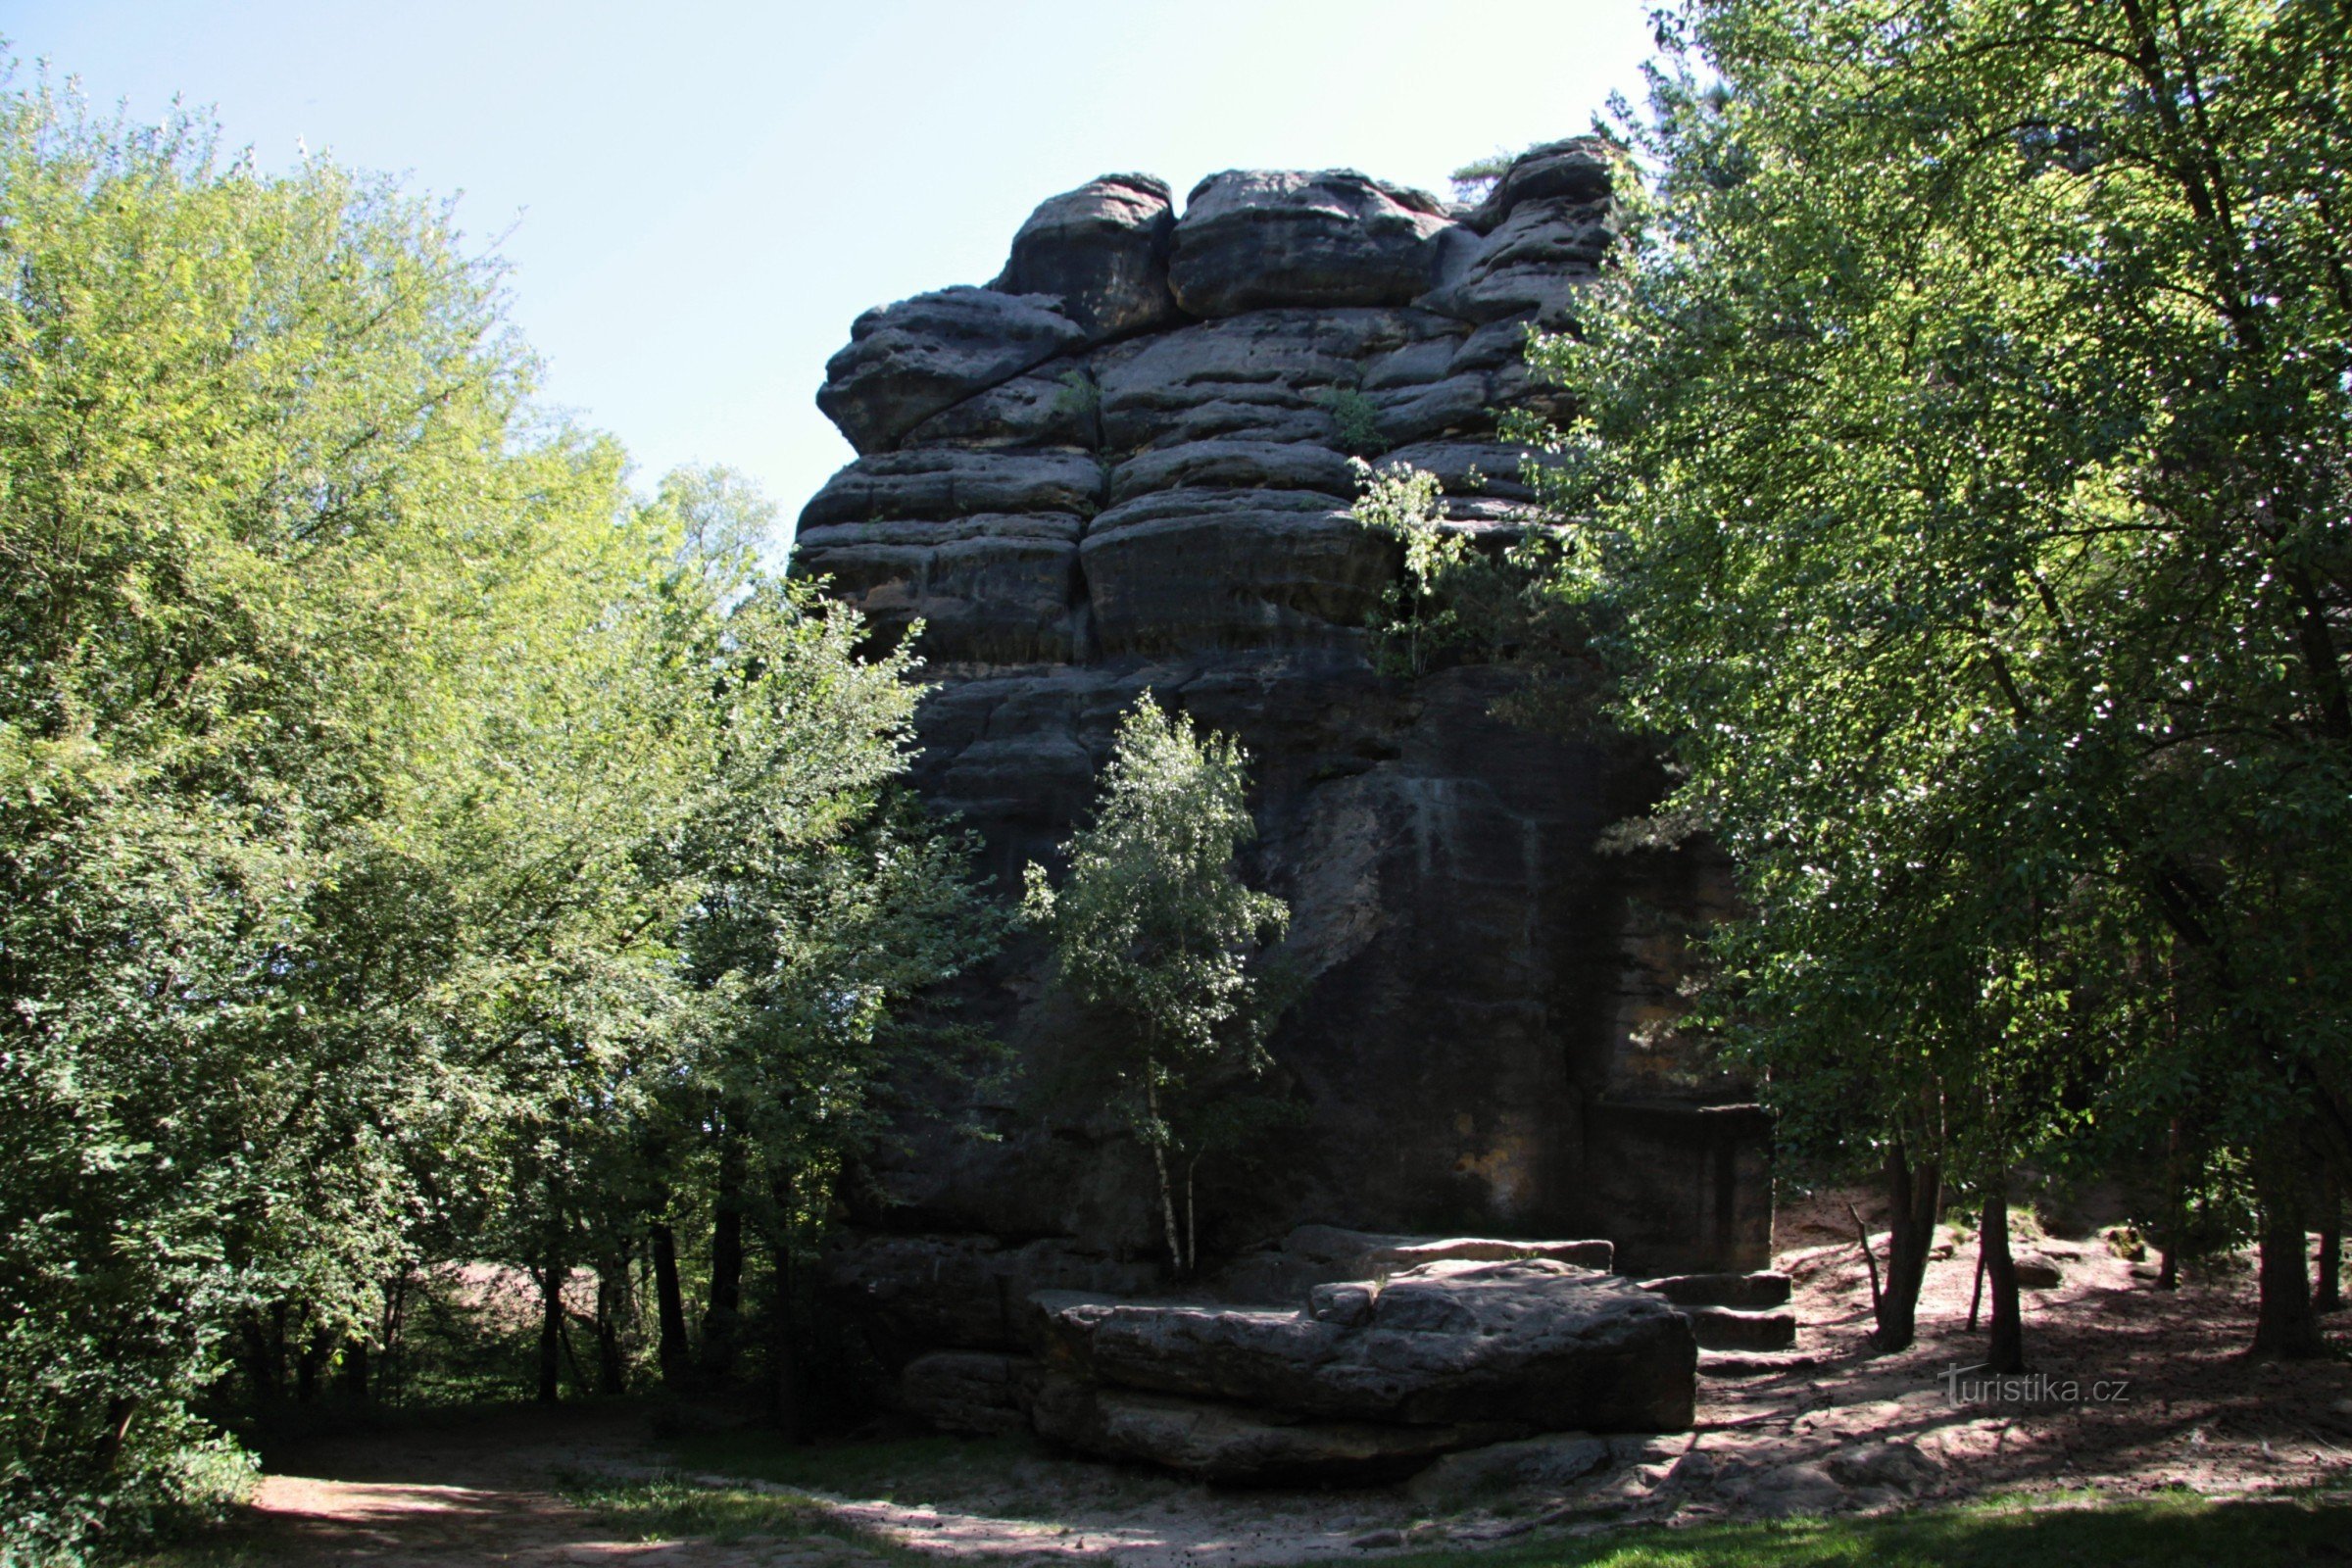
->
<box><xmin>221</xmin><ymin>1227</ymin><xmax>2352</xmax><ymax>1566</ymax></box>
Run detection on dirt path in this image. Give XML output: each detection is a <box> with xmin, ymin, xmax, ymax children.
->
<box><xmin>220</xmin><ymin>1234</ymin><xmax>2352</xmax><ymax>1565</ymax></box>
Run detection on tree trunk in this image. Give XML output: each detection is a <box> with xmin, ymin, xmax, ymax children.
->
<box><xmin>1871</xmin><ymin>1142</ymin><xmax>1942</xmax><ymax>1350</ymax></box>
<box><xmin>382</xmin><ymin>1272</ymin><xmax>410</xmax><ymax>1405</ymax></box>
<box><xmin>765</xmin><ymin>1171</ymin><xmax>802</xmax><ymax>1440</ymax></box>
<box><xmin>1145</xmin><ymin>1078</ymin><xmax>1184</xmax><ymax>1278</ymax></box>
<box><xmin>650</xmin><ymin>1219</ymin><xmax>690</xmax><ymax>1386</ymax></box>
<box><xmin>243</xmin><ymin>1304</ymin><xmax>289</xmax><ymax>1407</ymax></box>
<box><xmin>2317</xmin><ymin>1170</ymin><xmax>2343</xmax><ymax>1314</ymax></box>
<box><xmin>1981</xmin><ymin>1178</ymin><xmax>2025</xmax><ymax>1372</ymax></box>
<box><xmin>595</xmin><ymin>1256</ymin><xmax>629</xmax><ymax>1396</ymax></box>
<box><xmin>296</xmin><ymin>1324</ymin><xmax>329</xmax><ymax>1403</ymax></box>
<box><xmin>537</xmin><ymin>1252</ymin><xmax>567</xmax><ymax>1402</ymax></box>
<box><xmin>339</xmin><ymin>1338</ymin><xmax>369</xmax><ymax>1403</ymax></box>
<box><xmin>702</xmin><ymin>1127</ymin><xmax>746</xmax><ymax>1380</ymax></box>
<box><xmin>1185</xmin><ymin>1156</ymin><xmax>1199</xmax><ymax>1278</ymax></box>
<box><xmin>2252</xmin><ymin>1154</ymin><xmax>2324</xmax><ymax>1357</ymax></box>
<box><xmin>2156</xmin><ymin>1115</ymin><xmax>2184</xmax><ymax>1290</ymax></box>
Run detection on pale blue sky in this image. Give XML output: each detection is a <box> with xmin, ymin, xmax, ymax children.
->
<box><xmin>5</xmin><ymin>2</ymin><xmax>1656</xmax><ymax>541</ymax></box>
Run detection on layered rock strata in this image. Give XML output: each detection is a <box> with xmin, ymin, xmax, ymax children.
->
<box><xmin>1031</xmin><ymin>1257</ymin><xmax>1696</xmax><ymax>1481</ymax></box>
<box><xmin>794</xmin><ymin>139</ymin><xmax>1773</xmax><ymax>1390</ymax></box>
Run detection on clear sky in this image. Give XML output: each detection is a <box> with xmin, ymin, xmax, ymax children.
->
<box><xmin>4</xmin><ymin>2</ymin><xmax>1657</xmax><ymax>544</ymax></box>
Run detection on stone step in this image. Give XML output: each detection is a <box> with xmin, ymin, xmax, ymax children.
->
<box><xmin>1640</xmin><ymin>1270</ymin><xmax>1791</xmax><ymax>1309</ymax></box>
<box><xmin>1682</xmin><ymin>1304</ymin><xmax>1796</xmax><ymax>1351</ymax></box>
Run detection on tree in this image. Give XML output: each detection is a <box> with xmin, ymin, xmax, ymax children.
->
<box><xmin>1525</xmin><ymin>0</ymin><xmax>2352</xmax><ymax>1356</ymax></box>
<box><xmin>1023</xmin><ymin>695</ymin><xmax>1291</xmax><ymax>1277</ymax></box>
<box><xmin>0</xmin><ymin>67</ymin><xmax>998</xmax><ymax>1556</ymax></box>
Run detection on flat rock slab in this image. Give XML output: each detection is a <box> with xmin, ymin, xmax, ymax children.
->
<box><xmin>1041</xmin><ymin>1258</ymin><xmax>1694</xmax><ymax>1434</ymax></box>
<box><xmin>1641</xmin><ymin>1271</ymin><xmax>1791</xmax><ymax>1309</ymax></box>
<box><xmin>1683</xmin><ymin>1305</ymin><xmax>1796</xmax><ymax>1351</ymax></box>
<box><xmin>1367</xmin><ymin>1238</ymin><xmax>1614</xmax><ymax>1273</ymax></box>
<box><xmin>1031</xmin><ymin>1375</ymin><xmax>1517</xmax><ymax>1484</ymax></box>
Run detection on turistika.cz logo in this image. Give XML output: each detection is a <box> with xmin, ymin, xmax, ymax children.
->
<box><xmin>1939</xmin><ymin>1365</ymin><xmax>2133</xmax><ymax>1406</ymax></box>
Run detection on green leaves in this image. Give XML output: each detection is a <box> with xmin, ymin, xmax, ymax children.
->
<box><xmin>0</xmin><ymin>72</ymin><xmax>999</xmax><ymax>1552</ymax></box>
<box><xmin>1024</xmin><ymin>694</ymin><xmax>1289</xmax><ymax>1121</ymax></box>
<box><xmin>1532</xmin><ymin>1</ymin><xmax>2352</xmax><ymax>1206</ymax></box>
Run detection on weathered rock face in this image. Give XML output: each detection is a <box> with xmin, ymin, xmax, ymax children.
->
<box><xmin>1028</xmin><ymin>1258</ymin><xmax>1695</xmax><ymax>1480</ymax></box>
<box><xmin>1045</xmin><ymin>1259</ymin><xmax>1695</xmax><ymax>1430</ymax></box>
<box><xmin>793</xmin><ymin>139</ymin><xmax>1771</xmax><ymax>1345</ymax></box>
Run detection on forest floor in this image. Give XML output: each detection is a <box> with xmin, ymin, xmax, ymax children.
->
<box><xmin>141</xmin><ymin>1222</ymin><xmax>2352</xmax><ymax>1567</ymax></box>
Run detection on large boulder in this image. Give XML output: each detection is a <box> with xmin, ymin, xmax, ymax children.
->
<box><xmin>1031</xmin><ymin>1377</ymin><xmax>1518</xmax><ymax>1483</ymax></box>
<box><xmin>1463</xmin><ymin>138</ymin><xmax>1618</xmax><ymax>231</ymax></box>
<box><xmin>1042</xmin><ymin>1258</ymin><xmax>1696</xmax><ymax>1432</ymax></box>
<box><xmin>817</xmin><ymin>287</ymin><xmax>1089</xmax><ymax>454</ymax></box>
<box><xmin>1168</xmin><ymin>171</ymin><xmax>1455</xmax><ymax>317</ymax></box>
<box><xmin>994</xmin><ymin>175</ymin><xmax>1183</xmax><ymax>343</ymax></box>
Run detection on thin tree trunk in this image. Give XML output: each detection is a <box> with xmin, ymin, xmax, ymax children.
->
<box><xmin>766</xmin><ymin>1170</ymin><xmax>802</xmax><ymax>1439</ymax></box>
<box><xmin>381</xmin><ymin>1273</ymin><xmax>410</xmax><ymax>1406</ymax></box>
<box><xmin>703</xmin><ymin>1126</ymin><xmax>746</xmax><ymax>1380</ymax></box>
<box><xmin>1146</xmin><ymin>1078</ymin><xmax>1183</xmax><ymax>1278</ymax></box>
<box><xmin>537</xmin><ymin>1252</ymin><xmax>567</xmax><ymax>1403</ymax></box>
<box><xmin>2158</xmin><ymin>1116</ymin><xmax>2184</xmax><ymax>1290</ymax></box>
<box><xmin>296</xmin><ymin>1324</ymin><xmax>329</xmax><ymax>1404</ymax></box>
<box><xmin>1871</xmin><ymin>1142</ymin><xmax>1942</xmax><ymax>1351</ymax></box>
<box><xmin>339</xmin><ymin>1338</ymin><xmax>369</xmax><ymax>1403</ymax></box>
<box><xmin>2252</xmin><ymin>1152</ymin><xmax>2324</xmax><ymax>1357</ymax></box>
<box><xmin>595</xmin><ymin>1254</ymin><xmax>629</xmax><ymax>1396</ymax></box>
<box><xmin>1982</xmin><ymin>1177</ymin><xmax>2025</xmax><ymax>1373</ymax></box>
<box><xmin>2317</xmin><ymin>1170</ymin><xmax>2343</xmax><ymax>1314</ymax></box>
<box><xmin>1967</xmin><ymin>1246</ymin><xmax>1986</xmax><ymax>1334</ymax></box>
<box><xmin>650</xmin><ymin>1219</ymin><xmax>690</xmax><ymax>1386</ymax></box>
<box><xmin>1185</xmin><ymin>1156</ymin><xmax>1199</xmax><ymax>1277</ymax></box>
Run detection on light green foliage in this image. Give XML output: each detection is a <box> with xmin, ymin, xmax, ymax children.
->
<box><xmin>1349</xmin><ymin>459</ymin><xmax>1587</xmax><ymax>696</ymax></box>
<box><xmin>1527</xmin><ymin>0</ymin><xmax>2352</xmax><ymax>1340</ymax></box>
<box><xmin>1316</xmin><ymin>385</ymin><xmax>1385</xmax><ymax>456</ymax></box>
<box><xmin>1022</xmin><ymin>695</ymin><xmax>1289</xmax><ymax>1274</ymax></box>
<box><xmin>1352</xmin><ymin>461</ymin><xmax>1469</xmax><ymax>675</ymax></box>
<box><xmin>0</xmin><ymin>73</ymin><xmax>994</xmax><ymax>1559</ymax></box>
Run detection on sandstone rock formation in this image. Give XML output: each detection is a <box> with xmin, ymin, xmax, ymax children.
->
<box><xmin>1030</xmin><ymin>1258</ymin><xmax>1695</xmax><ymax>1481</ymax></box>
<box><xmin>794</xmin><ymin>139</ymin><xmax>1773</xmax><ymax>1387</ymax></box>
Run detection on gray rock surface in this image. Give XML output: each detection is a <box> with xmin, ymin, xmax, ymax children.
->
<box><xmin>1464</xmin><ymin>139</ymin><xmax>1619</xmax><ymax>231</ymax></box>
<box><xmin>819</xmin><ymin>1233</ymin><xmax>1158</xmax><ymax>1359</ymax></box>
<box><xmin>1404</xmin><ymin>1432</ymin><xmax>1611</xmax><ymax>1506</ymax></box>
<box><xmin>1365</xmin><ymin>1238</ymin><xmax>1615</xmax><ymax>1273</ymax></box>
<box><xmin>1168</xmin><ymin>171</ymin><xmax>1452</xmax><ymax>317</ymax></box>
<box><xmin>1681</xmin><ymin>1304</ymin><xmax>1796</xmax><ymax>1351</ymax></box>
<box><xmin>897</xmin><ymin>1350</ymin><xmax>1041</xmax><ymax>1436</ymax></box>
<box><xmin>1030</xmin><ymin>1376</ymin><xmax>1516</xmax><ymax>1483</ymax></box>
<box><xmin>818</xmin><ymin>287</ymin><xmax>1088</xmax><ymax>454</ymax></box>
<box><xmin>1641</xmin><ymin>1271</ymin><xmax>1792</xmax><ymax>1308</ymax></box>
<box><xmin>993</xmin><ymin>174</ymin><xmax>1182</xmax><ymax>342</ymax></box>
<box><xmin>1041</xmin><ymin>1259</ymin><xmax>1696</xmax><ymax>1432</ymax></box>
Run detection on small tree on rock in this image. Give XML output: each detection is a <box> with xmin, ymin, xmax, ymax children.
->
<box><xmin>1023</xmin><ymin>694</ymin><xmax>1291</xmax><ymax>1277</ymax></box>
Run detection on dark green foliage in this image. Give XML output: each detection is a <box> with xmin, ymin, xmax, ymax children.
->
<box><xmin>1525</xmin><ymin>0</ymin><xmax>2352</xmax><ymax>1355</ymax></box>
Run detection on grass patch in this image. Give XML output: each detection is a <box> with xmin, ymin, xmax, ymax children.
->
<box><xmin>554</xmin><ymin>1469</ymin><xmax>843</xmax><ymax>1545</ymax></box>
<box><xmin>1401</xmin><ymin>1494</ymin><xmax>2352</xmax><ymax>1567</ymax></box>
<box><xmin>662</xmin><ymin>1428</ymin><xmax>1173</xmax><ymax>1517</ymax></box>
